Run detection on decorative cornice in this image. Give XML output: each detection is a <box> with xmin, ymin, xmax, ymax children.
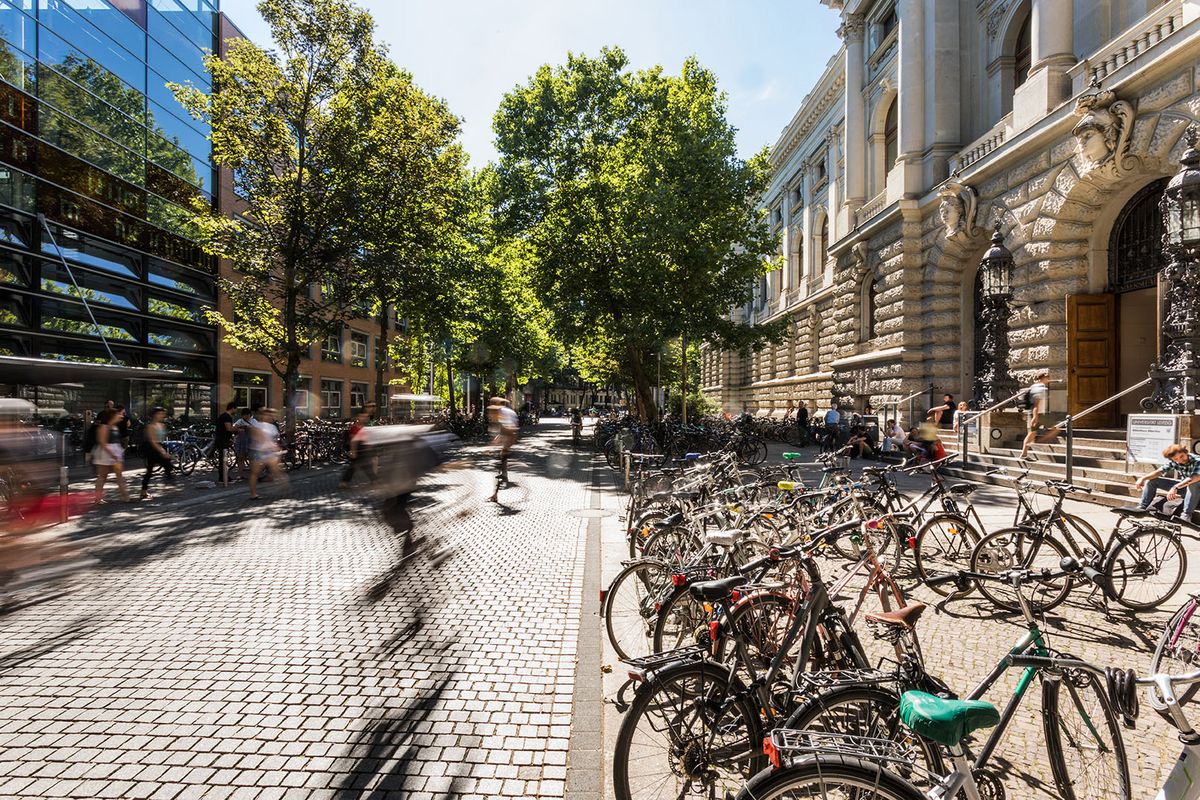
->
<box><xmin>770</xmin><ymin>66</ymin><xmax>846</xmax><ymax>170</ymax></box>
<box><xmin>839</xmin><ymin>13</ymin><xmax>865</xmax><ymax>43</ymax></box>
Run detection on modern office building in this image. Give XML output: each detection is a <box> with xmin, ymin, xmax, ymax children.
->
<box><xmin>0</xmin><ymin>0</ymin><xmax>403</xmax><ymax>422</ymax></box>
<box><xmin>0</xmin><ymin>0</ymin><xmax>219</xmax><ymax>418</ymax></box>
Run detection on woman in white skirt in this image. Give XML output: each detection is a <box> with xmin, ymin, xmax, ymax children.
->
<box><xmin>93</xmin><ymin>408</ymin><xmax>131</xmax><ymax>503</ymax></box>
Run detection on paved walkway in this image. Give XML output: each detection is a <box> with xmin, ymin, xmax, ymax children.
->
<box><xmin>0</xmin><ymin>422</ymin><xmax>597</xmax><ymax>799</ymax></box>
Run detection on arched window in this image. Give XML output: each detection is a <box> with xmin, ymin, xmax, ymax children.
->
<box><xmin>1109</xmin><ymin>178</ymin><xmax>1168</xmax><ymax>293</ymax></box>
<box><xmin>883</xmin><ymin>101</ymin><xmax>898</xmax><ymax>172</ymax></box>
<box><xmin>859</xmin><ymin>275</ymin><xmax>877</xmax><ymax>342</ymax></box>
<box><xmin>818</xmin><ymin>216</ymin><xmax>829</xmax><ymax>270</ymax></box>
<box><xmin>1013</xmin><ymin>13</ymin><xmax>1032</xmax><ymax>88</ymax></box>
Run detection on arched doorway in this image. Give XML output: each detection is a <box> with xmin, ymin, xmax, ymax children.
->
<box><xmin>1109</xmin><ymin>178</ymin><xmax>1167</xmax><ymax>415</ymax></box>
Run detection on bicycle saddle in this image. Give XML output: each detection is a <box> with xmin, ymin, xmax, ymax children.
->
<box><xmin>1111</xmin><ymin>506</ymin><xmax>1150</xmax><ymax>516</ymax></box>
<box><xmin>864</xmin><ymin>602</ymin><xmax>927</xmax><ymax>630</ymax></box>
<box><xmin>689</xmin><ymin>574</ymin><xmax>748</xmax><ymax>601</ymax></box>
<box><xmin>704</xmin><ymin>529</ymin><xmax>746</xmax><ymax>548</ymax></box>
<box><xmin>899</xmin><ymin>691</ymin><xmax>1000</xmax><ymax>748</ymax></box>
<box><xmin>672</xmin><ymin>490</ymin><xmax>702</xmax><ymax>502</ymax></box>
<box><xmin>947</xmin><ymin>483</ymin><xmax>977</xmax><ymax>495</ymax></box>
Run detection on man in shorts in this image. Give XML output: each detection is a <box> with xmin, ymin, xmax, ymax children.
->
<box><xmin>487</xmin><ymin>397</ymin><xmax>519</xmax><ymax>503</ymax></box>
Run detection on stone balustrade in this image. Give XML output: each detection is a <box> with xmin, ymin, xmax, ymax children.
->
<box><xmin>949</xmin><ymin>116</ymin><xmax>1010</xmax><ymax>173</ymax></box>
<box><xmin>1068</xmin><ymin>0</ymin><xmax>1183</xmax><ymax>91</ymax></box>
<box><xmin>856</xmin><ymin>190</ymin><xmax>888</xmax><ymax>226</ymax></box>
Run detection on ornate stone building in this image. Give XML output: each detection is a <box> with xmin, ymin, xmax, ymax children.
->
<box><xmin>701</xmin><ymin>0</ymin><xmax>1200</xmax><ymax>428</ymax></box>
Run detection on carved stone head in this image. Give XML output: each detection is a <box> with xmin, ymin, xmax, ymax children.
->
<box><xmin>936</xmin><ymin>176</ymin><xmax>978</xmax><ymax>240</ymax></box>
<box><xmin>1072</xmin><ymin>83</ymin><xmax>1135</xmax><ymax>176</ymax></box>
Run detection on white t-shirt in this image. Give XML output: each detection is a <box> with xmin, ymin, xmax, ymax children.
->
<box><xmin>497</xmin><ymin>405</ymin><xmax>519</xmax><ymax>431</ymax></box>
<box><xmin>1027</xmin><ymin>383</ymin><xmax>1049</xmax><ymax>415</ymax></box>
<box><xmin>250</xmin><ymin>419</ymin><xmax>280</xmax><ymax>454</ymax></box>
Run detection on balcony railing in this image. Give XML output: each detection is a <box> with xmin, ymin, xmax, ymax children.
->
<box><xmin>1068</xmin><ymin>0</ymin><xmax>1184</xmax><ymax>91</ymax></box>
<box><xmin>856</xmin><ymin>190</ymin><xmax>887</xmax><ymax>226</ymax></box>
<box><xmin>949</xmin><ymin>115</ymin><xmax>1010</xmax><ymax>173</ymax></box>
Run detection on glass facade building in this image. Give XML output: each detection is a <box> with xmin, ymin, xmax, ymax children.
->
<box><xmin>0</xmin><ymin>0</ymin><xmax>218</xmax><ymax>417</ymax></box>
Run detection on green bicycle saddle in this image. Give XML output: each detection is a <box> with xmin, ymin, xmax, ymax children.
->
<box><xmin>782</xmin><ymin>452</ymin><xmax>803</xmax><ymax>460</ymax></box>
<box><xmin>899</xmin><ymin>691</ymin><xmax>1000</xmax><ymax>748</ymax></box>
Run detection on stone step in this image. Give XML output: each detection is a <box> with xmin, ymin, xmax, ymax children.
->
<box><xmin>989</xmin><ymin>444</ymin><xmax>1130</xmax><ymax>472</ymax></box>
<box><xmin>996</xmin><ymin>436</ymin><xmax>1129</xmax><ymax>455</ymax></box>
<box><xmin>945</xmin><ymin>450</ymin><xmax>1140</xmax><ymax>506</ymax></box>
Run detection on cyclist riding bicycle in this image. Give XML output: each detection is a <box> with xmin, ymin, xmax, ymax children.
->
<box><xmin>570</xmin><ymin>408</ymin><xmax>583</xmax><ymax>445</ymax></box>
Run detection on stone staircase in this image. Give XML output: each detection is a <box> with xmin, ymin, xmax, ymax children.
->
<box><xmin>943</xmin><ymin>428</ymin><xmax>1140</xmax><ymax>507</ymax></box>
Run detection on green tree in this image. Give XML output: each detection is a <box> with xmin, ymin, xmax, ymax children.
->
<box><xmin>172</xmin><ymin>0</ymin><xmax>384</xmax><ymax>426</ymax></box>
<box><xmin>350</xmin><ymin>61</ymin><xmax>470</xmax><ymax>409</ymax></box>
<box><xmin>493</xmin><ymin>47</ymin><xmax>782</xmax><ymax>420</ymax></box>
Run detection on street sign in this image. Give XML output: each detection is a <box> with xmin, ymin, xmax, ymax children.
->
<box><xmin>1126</xmin><ymin>414</ymin><xmax>1180</xmax><ymax>464</ymax></box>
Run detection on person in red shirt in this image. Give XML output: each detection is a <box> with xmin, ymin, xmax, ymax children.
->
<box><xmin>340</xmin><ymin>403</ymin><xmax>377</xmax><ymax>488</ymax></box>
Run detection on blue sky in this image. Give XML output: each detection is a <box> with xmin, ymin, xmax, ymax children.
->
<box><xmin>219</xmin><ymin>1</ymin><xmax>843</xmax><ymax>166</ymax></box>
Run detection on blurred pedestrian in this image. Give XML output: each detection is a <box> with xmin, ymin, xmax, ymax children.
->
<box><xmin>340</xmin><ymin>403</ymin><xmax>378</xmax><ymax>488</ymax></box>
<box><xmin>92</xmin><ymin>408</ymin><xmax>130</xmax><ymax>504</ymax></box>
<box><xmin>140</xmin><ymin>406</ymin><xmax>174</xmax><ymax>500</ymax></box>
<box><xmin>232</xmin><ymin>407</ymin><xmax>253</xmax><ymax>479</ymax></box>
<box><xmin>1018</xmin><ymin>371</ymin><xmax>1051</xmax><ymax>459</ymax></box>
<box><xmin>487</xmin><ymin>397</ymin><xmax>518</xmax><ymax>503</ymax></box>
<box><xmin>215</xmin><ymin>401</ymin><xmax>237</xmax><ymax>484</ymax></box>
<box><xmin>248</xmin><ymin>407</ymin><xmax>285</xmax><ymax>500</ymax></box>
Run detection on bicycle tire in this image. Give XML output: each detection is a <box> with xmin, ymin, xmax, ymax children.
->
<box><xmin>627</xmin><ymin>509</ymin><xmax>670</xmax><ymax>559</ymax></box>
<box><xmin>651</xmin><ymin>584</ymin><xmax>710</xmax><ymax>654</ymax></box>
<box><xmin>613</xmin><ymin>661</ymin><xmax>763</xmax><ymax>800</ymax></box>
<box><xmin>1106</xmin><ymin>527</ymin><xmax>1186</xmax><ymax>611</ymax></box>
<box><xmin>734</xmin><ymin>754</ymin><xmax>925</xmax><ymax>800</ymax></box>
<box><xmin>642</xmin><ymin>524</ymin><xmax>704</xmax><ymax>571</ymax></box>
<box><xmin>709</xmin><ymin>592</ymin><xmax>798</xmax><ymax>681</ymax></box>
<box><xmin>913</xmin><ymin>513</ymin><xmax>981</xmax><ymax>596</ymax></box>
<box><xmin>604</xmin><ymin>560</ymin><xmax>671</xmax><ymax>662</ymax></box>
<box><xmin>1150</xmin><ymin>598</ymin><xmax>1200</xmax><ymax>707</ymax></box>
<box><xmin>1042</xmin><ymin>668</ymin><xmax>1131</xmax><ymax>800</ymax></box>
<box><xmin>970</xmin><ymin>527</ymin><xmax>1072</xmax><ymax>613</ymax></box>
<box><xmin>781</xmin><ymin>684</ymin><xmax>944</xmax><ymax>790</ymax></box>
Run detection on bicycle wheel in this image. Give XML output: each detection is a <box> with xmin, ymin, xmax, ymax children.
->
<box><xmin>913</xmin><ymin>513</ymin><xmax>981</xmax><ymax>596</ymax></box>
<box><xmin>613</xmin><ymin>661</ymin><xmax>763</xmax><ymax>800</ymax></box>
<box><xmin>710</xmin><ymin>593</ymin><xmax>798</xmax><ymax>681</ymax></box>
<box><xmin>1106</xmin><ymin>527</ymin><xmax>1186</xmax><ymax>611</ymax></box>
<box><xmin>604</xmin><ymin>560</ymin><xmax>671</xmax><ymax>662</ymax></box>
<box><xmin>970</xmin><ymin>527</ymin><xmax>1072</xmax><ymax>614</ymax></box>
<box><xmin>1043</xmin><ymin>667</ymin><xmax>1131</xmax><ymax>800</ymax></box>
<box><xmin>642</xmin><ymin>524</ymin><xmax>704</xmax><ymax>571</ymax></box>
<box><xmin>652</xmin><ymin>585</ymin><xmax>709</xmax><ymax>654</ymax></box>
<box><xmin>1150</xmin><ymin>598</ymin><xmax>1200</xmax><ymax>706</ymax></box>
<box><xmin>735</xmin><ymin>754</ymin><xmax>925</xmax><ymax>800</ymax></box>
<box><xmin>781</xmin><ymin>685</ymin><xmax>944</xmax><ymax>792</ymax></box>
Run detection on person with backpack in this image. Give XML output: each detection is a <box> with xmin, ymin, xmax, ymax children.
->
<box><xmin>1018</xmin><ymin>370</ymin><xmax>1051</xmax><ymax>460</ymax></box>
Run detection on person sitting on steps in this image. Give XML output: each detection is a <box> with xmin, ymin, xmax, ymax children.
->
<box><xmin>1128</xmin><ymin>443</ymin><xmax>1200</xmax><ymax>521</ymax></box>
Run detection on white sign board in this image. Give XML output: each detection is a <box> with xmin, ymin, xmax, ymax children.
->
<box><xmin>1126</xmin><ymin>414</ymin><xmax>1179</xmax><ymax>465</ymax></box>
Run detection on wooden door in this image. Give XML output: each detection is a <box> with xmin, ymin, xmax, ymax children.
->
<box><xmin>1066</xmin><ymin>293</ymin><xmax>1117</xmax><ymax>428</ymax></box>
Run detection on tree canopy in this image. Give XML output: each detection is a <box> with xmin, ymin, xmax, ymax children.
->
<box><xmin>492</xmin><ymin>47</ymin><xmax>782</xmax><ymax>419</ymax></box>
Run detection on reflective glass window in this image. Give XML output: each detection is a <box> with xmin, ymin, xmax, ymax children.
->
<box><xmin>41</xmin><ymin>223</ymin><xmax>140</xmax><ymax>278</ymax></box>
<box><xmin>0</xmin><ymin>1</ymin><xmax>35</xmax><ymax>55</ymax></box>
<box><xmin>319</xmin><ymin>379</ymin><xmax>341</xmax><ymax>418</ymax></box>
<box><xmin>37</xmin><ymin>66</ymin><xmax>145</xmax><ymax>152</ymax></box>
<box><xmin>147</xmin><ymin>38</ymin><xmax>208</xmax><ymax>93</ymax></box>
<box><xmin>37</xmin><ymin>2</ymin><xmax>146</xmax><ymax>91</ymax></box>
<box><xmin>0</xmin><ymin>163</ymin><xmax>35</xmax><ymax>212</ymax></box>
<box><xmin>321</xmin><ymin>333</ymin><xmax>340</xmax><ymax>363</ymax></box>
<box><xmin>148</xmin><ymin>97</ymin><xmax>208</xmax><ymax>151</ymax></box>
<box><xmin>142</xmin><ymin>224</ymin><xmax>207</xmax><ymax>270</ymax></box>
<box><xmin>38</xmin><ymin>28</ymin><xmax>145</xmax><ymax>111</ymax></box>
<box><xmin>39</xmin><ymin>146</ymin><xmax>145</xmax><ymax>215</ymax></box>
<box><xmin>0</xmin><ymin>40</ymin><xmax>35</xmax><ymax>92</ymax></box>
<box><xmin>349</xmin><ymin>332</ymin><xmax>367</xmax><ymax>367</ymax></box>
<box><xmin>146</xmin><ymin>194</ymin><xmax>199</xmax><ymax>240</ymax></box>
<box><xmin>0</xmin><ymin>81</ymin><xmax>38</xmax><ymax>133</ymax></box>
<box><xmin>0</xmin><ymin>246</ymin><xmax>29</xmax><ymax>285</ymax></box>
<box><xmin>149</xmin><ymin>0</ymin><xmax>211</xmax><ymax>50</ymax></box>
<box><xmin>146</xmin><ymin>136</ymin><xmax>209</xmax><ymax>193</ymax></box>
<box><xmin>148</xmin><ymin>324</ymin><xmax>210</xmax><ymax>351</ymax></box>
<box><xmin>148</xmin><ymin>291</ymin><xmax>206</xmax><ymax>322</ymax></box>
<box><xmin>40</xmin><ymin>296</ymin><xmax>139</xmax><ymax>341</ymax></box>
<box><xmin>145</xmin><ymin>359</ymin><xmax>210</xmax><ymax>380</ymax></box>
<box><xmin>40</xmin><ymin>340</ymin><xmax>132</xmax><ymax>365</ymax></box>
<box><xmin>147</xmin><ymin>5</ymin><xmax>207</xmax><ymax>76</ymax></box>
<box><xmin>40</xmin><ymin>259</ymin><xmax>141</xmax><ymax>309</ymax></box>
<box><xmin>38</xmin><ymin>104</ymin><xmax>143</xmax><ymax>184</ymax></box>
<box><xmin>60</xmin><ymin>0</ymin><xmax>146</xmax><ymax>57</ymax></box>
<box><xmin>0</xmin><ymin>207</ymin><xmax>33</xmax><ymax>246</ymax></box>
<box><xmin>0</xmin><ymin>294</ymin><xmax>27</xmax><ymax>326</ymax></box>
<box><xmin>147</xmin><ymin>257</ymin><xmax>211</xmax><ymax>297</ymax></box>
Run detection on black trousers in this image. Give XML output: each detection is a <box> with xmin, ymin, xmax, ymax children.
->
<box><xmin>216</xmin><ymin>443</ymin><xmax>230</xmax><ymax>483</ymax></box>
<box><xmin>143</xmin><ymin>449</ymin><xmax>175</xmax><ymax>491</ymax></box>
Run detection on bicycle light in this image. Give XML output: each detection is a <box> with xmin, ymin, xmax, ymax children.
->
<box><xmin>763</xmin><ymin>736</ymin><xmax>781</xmax><ymax>769</ymax></box>
<box><xmin>671</xmin><ymin>573</ymin><xmax>688</xmax><ymax>587</ymax></box>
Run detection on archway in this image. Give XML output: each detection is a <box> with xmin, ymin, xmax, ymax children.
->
<box><xmin>1109</xmin><ymin>177</ymin><xmax>1168</xmax><ymax>415</ymax></box>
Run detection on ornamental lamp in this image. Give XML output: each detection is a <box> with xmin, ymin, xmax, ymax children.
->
<box><xmin>1162</xmin><ymin>126</ymin><xmax>1200</xmax><ymax>254</ymax></box>
<box><xmin>979</xmin><ymin>222</ymin><xmax>1013</xmax><ymax>300</ymax></box>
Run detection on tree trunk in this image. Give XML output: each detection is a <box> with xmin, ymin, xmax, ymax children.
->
<box><xmin>376</xmin><ymin>313</ymin><xmax>389</xmax><ymax>413</ymax></box>
<box><xmin>446</xmin><ymin>358</ymin><xmax>456</xmax><ymax>412</ymax></box>
<box><xmin>680</xmin><ymin>334</ymin><xmax>688</xmax><ymax>425</ymax></box>
<box><xmin>626</xmin><ymin>343</ymin><xmax>657</xmax><ymax>421</ymax></box>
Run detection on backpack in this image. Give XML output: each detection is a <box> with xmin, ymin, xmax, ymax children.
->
<box><xmin>1016</xmin><ymin>388</ymin><xmax>1034</xmax><ymax>410</ymax></box>
<box><xmin>82</xmin><ymin>421</ymin><xmax>99</xmax><ymax>453</ymax></box>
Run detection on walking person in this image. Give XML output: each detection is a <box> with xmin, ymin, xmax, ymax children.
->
<box><xmin>140</xmin><ymin>407</ymin><xmax>175</xmax><ymax>500</ymax></box>
<box><xmin>822</xmin><ymin>404</ymin><xmax>841</xmax><ymax>450</ymax></box>
<box><xmin>92</xmin><ymin>408</ymin><xmax>130</xmax><ymax>504</ymax></box>
<box><xmin>232</xmin><ymin>407</ymin><xmax>253</xmax><ymax>479</ymax></box>
<box><xmin>1018</xmin><ymin>370</ymin><xmax>1051</xmax><ymax>460</ymax></box>
<box><xmin>215</xmin><ymin>401</ymin><xmax>237</xmax><ymax>484</ymax></box>
<box><xmin>339</xmin><ymin>403</ymin><xmax>377</xmax><ymax>489</ymax></box>
<box><xmin>1130</xmin><ymin>444</ymin><xmax>1200</xmax><ymax>520</ymax></box>
<box><xmin>486</xmin><ymin>397</ymin><xmax>519</xmax><ymax>503</ymax></box>
<box><xmin>795</xmin><ymin>402</ymin><xmax>809</xmax><ymax>445</ymax></box>
<box><xmin>248</xmin><ymin>407</ymin><xmax>286</xmax><ymax>500</ymax></box>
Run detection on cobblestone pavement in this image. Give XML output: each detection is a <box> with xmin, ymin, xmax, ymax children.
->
<box><xmin>0</xmin><ymin>421</ymin><xmax>597</xmax><ymax>799</ymax></box>
<box><xmin>597</xmin><ymin>445</ymin><xmax>1198</xmax><ymax>799</ymax></box>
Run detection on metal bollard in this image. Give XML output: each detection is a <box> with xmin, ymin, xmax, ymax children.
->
<box><xmin>59</xmin><ymin>465</ymin><xmax>69</xmax><ymax>523</ymax></box>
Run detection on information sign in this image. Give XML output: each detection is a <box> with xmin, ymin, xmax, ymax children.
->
<box><xmin>1126</xmin><ymin>414</ymin><xmax>1180</xmax><ymax>464</ymax></box>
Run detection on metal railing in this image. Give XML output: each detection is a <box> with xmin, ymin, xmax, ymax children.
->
<box><xmin>879</xmin><ymin>385</ymin><xmax>933</xmax><ymax>431</ymax></box>
<box><xmin>1052</xmin><ymin>377</ymin><xmax>1151</xmax><ymax>483</ymax></box>
<box><xmin>958</xmin><ymin>388</ymin><xmax>1029</xmax><ymax>469</ymax></box>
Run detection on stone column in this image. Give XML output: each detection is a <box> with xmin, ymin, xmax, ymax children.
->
<box><xmin>1014</xmin><ymin>0</ymin><xmax>1074</xmax><ymax>129</ymax></box>
<box><xmin>896</xmin><ymin>0</ymin><xmax>926</xmax><ymax>196</ymax></box>
<box><xmin>781</xmin><ymin>190</ymin><xmax>792</xmax><ymax>296</ymax></box>
<box><xmin>924</xmin><ymin>0</ymin><xmax>960</xmax><ymax>184</ymax></box>
<box><xmin>841</xmin><ymin>14</ymin><xmax>866</xmax><ymax>209</ymax></box>
<box><xmin>801</xmin><ymin>170</ymin><xmax>813</xmax><ymax>291</ymax></box>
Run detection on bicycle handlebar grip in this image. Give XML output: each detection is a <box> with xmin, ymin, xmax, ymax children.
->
<box><xmin>925</xmin><ymin>572</ymin><xmax>962</xmax><ymax>588</ymax></box>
